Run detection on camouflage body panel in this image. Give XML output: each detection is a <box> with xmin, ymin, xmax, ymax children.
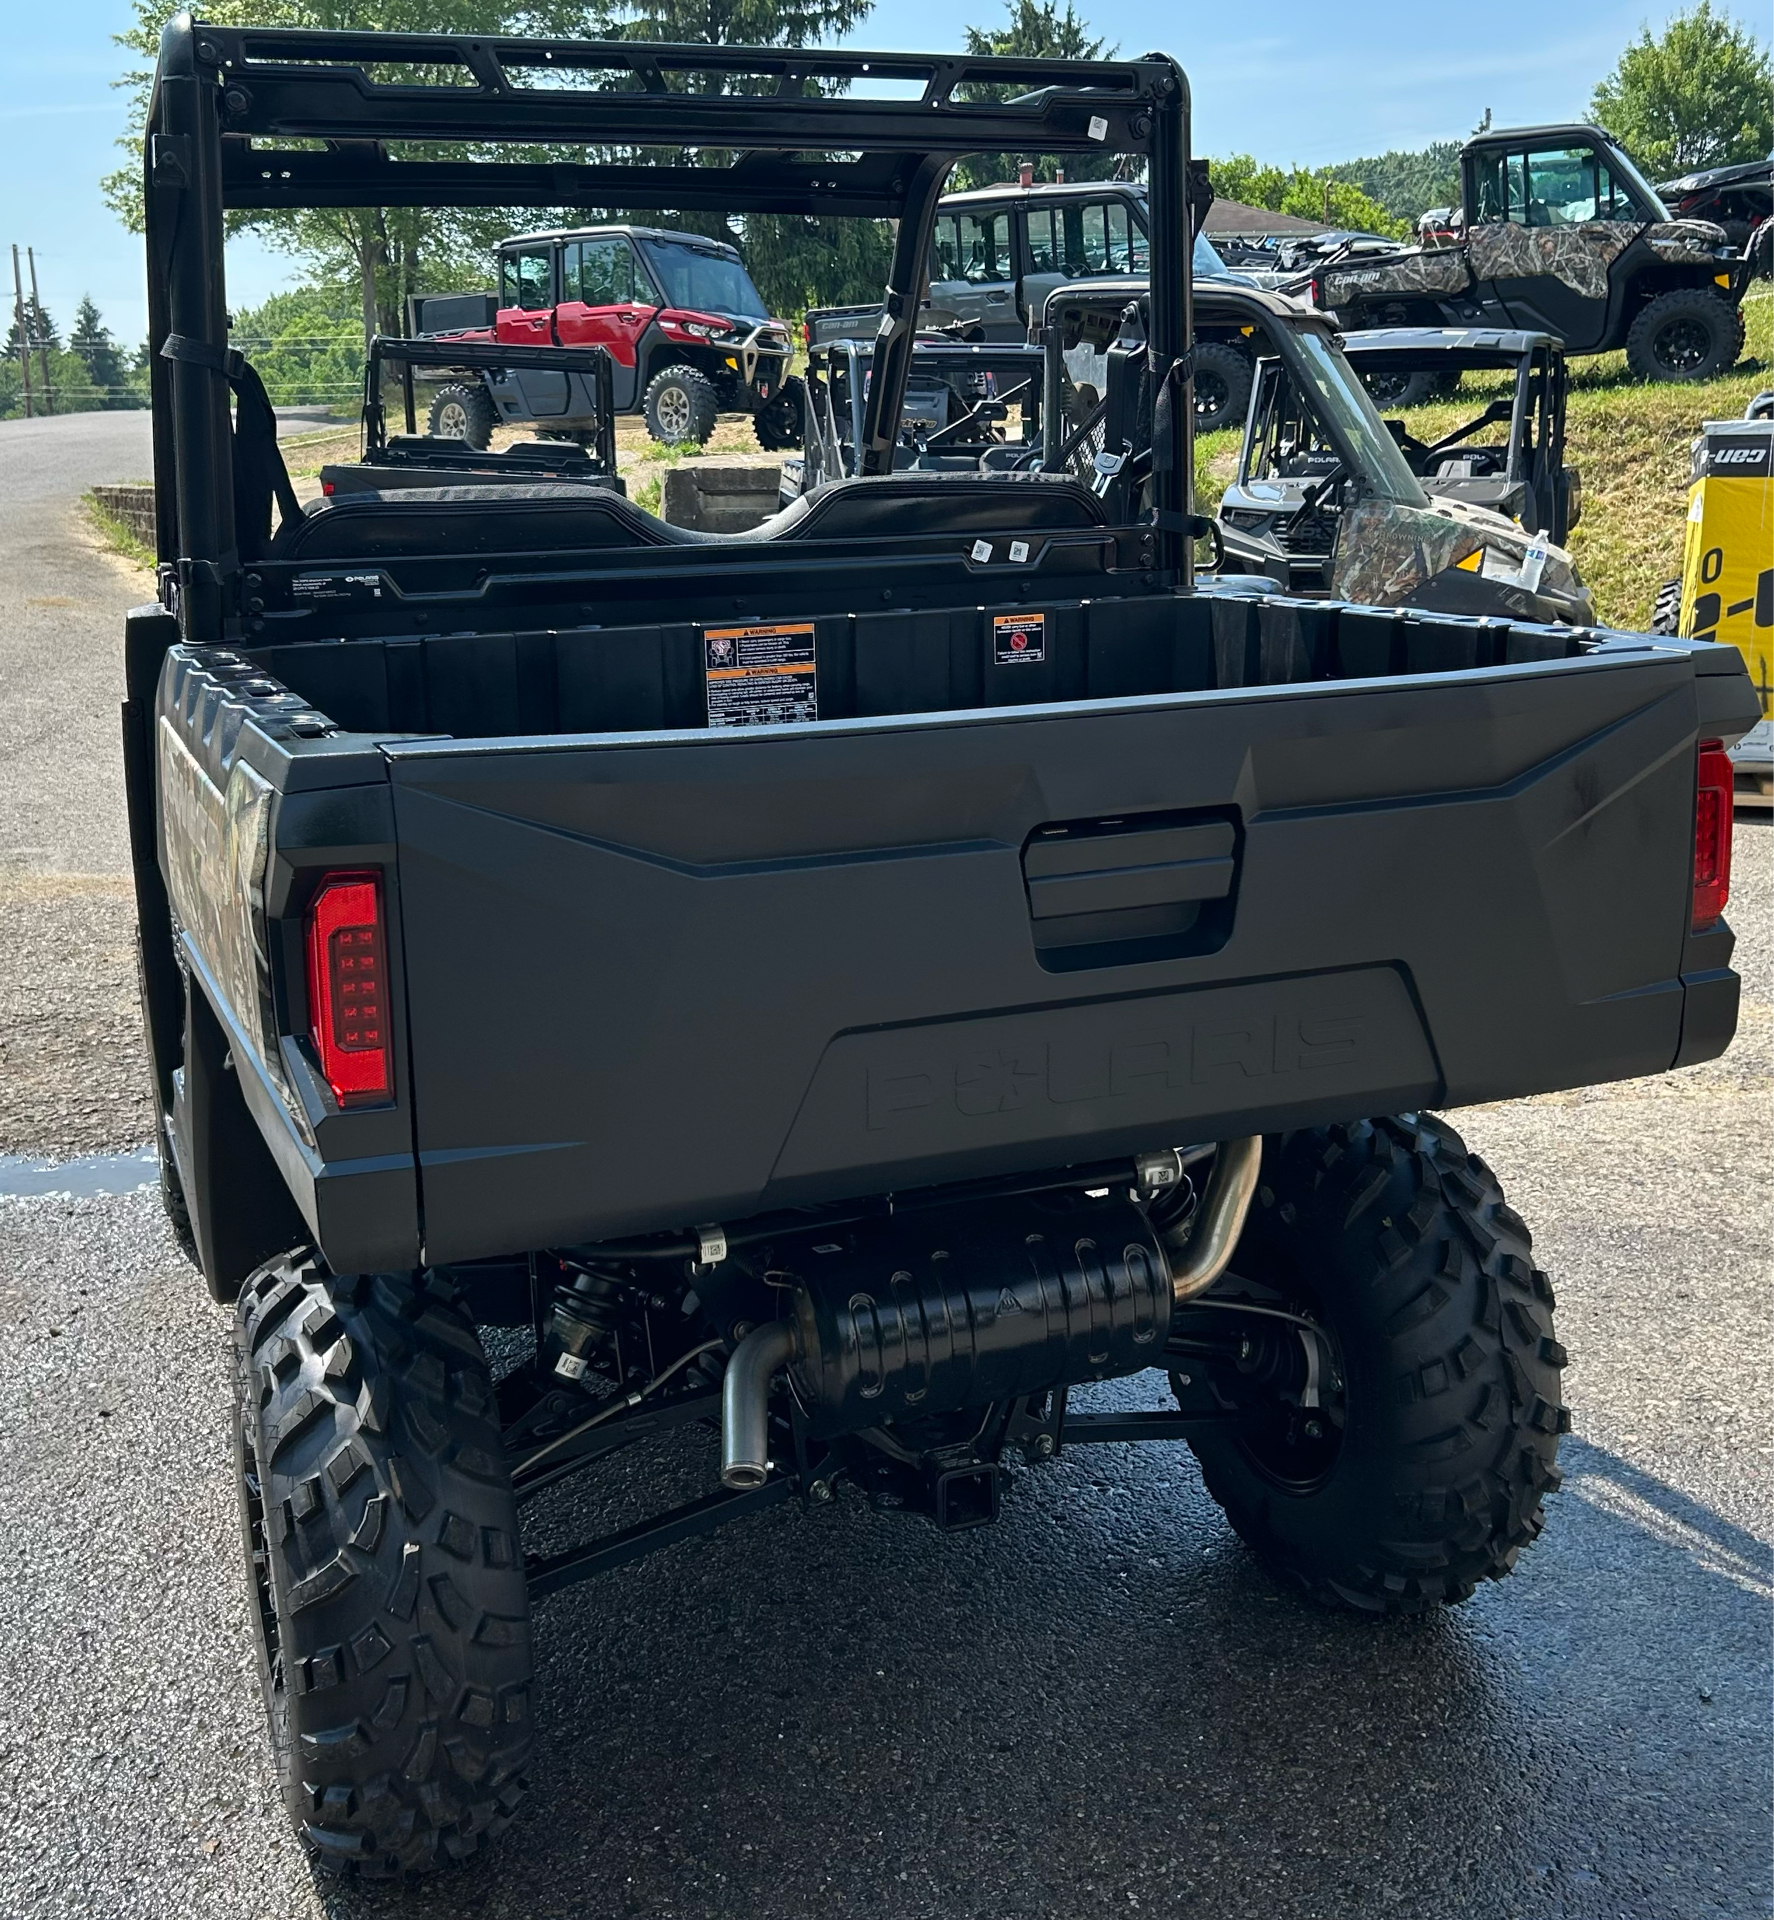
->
<box><xmin>1644</xmin><ymin>217</ymin><xmax>1730</xmax><ymax>264</ymax></box>
<box><xmin>1330</xmin><ymin>218</ymin><xmax>1732</xmax><ymax>313</ymax></box>
<box><xmin>1322</xmin><ymin>248</ymin><xmax>1469</xmax><ymax>307</ymax></box>
<box><xmin>1331</xmin><ymin>499</ymin><xmax>1482</xmax><ymax>607</ymax></box>
<box><xmin>1464</xmin><ymin>221</ymin><xmax>1632</xmax><ymax>300</ymax></box>
<box><xmin>1330</xmin><ymin>497</ymin><xmax>1588</xmax><ymax>616</ymax></box>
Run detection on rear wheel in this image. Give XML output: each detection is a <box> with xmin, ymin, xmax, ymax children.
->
<box><xmin>1625</xmin><ymin>288</ymin><xmax>1745</xmax><ymax>383</ymax></box>
<box><xmin>1651</xmin><ymin>575</ymin><xmax>1683</xmax><ymax>636</ymax></box>
<box><xmin>1194</xmin><ymin>341</ymin><xmax>1254</xmax><ymax>433</ymax></box>
<box><xmin>1179</xmin><ymin>1115</ymin><xmax>1568</xmax><ymax>1615</ymax></box>
<box><xmin>235</xmin><ymin>1254</ymin><xmax>533</xmax><ymax>1876</ymax></box>
<box><xmin>426</xmin><ymin>382</ymin><xmax>495</xmax><ymax>450</ymax></box>
<box><xmin>644</xmin><ymin>364</ymin><xmax>719</xmax><ymax>445</ymax></box>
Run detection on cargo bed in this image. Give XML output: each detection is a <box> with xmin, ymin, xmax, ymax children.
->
<box><xmin>143</xmin><ymin>593</ymin><xmax>1755</xmax><ymax>1272</ymax></box>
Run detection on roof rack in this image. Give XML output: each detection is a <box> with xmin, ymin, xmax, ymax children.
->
<box><xmin>164</xmin><ymin>20</ymin><xmax>1178</xmax><ymax>217</ymax></box>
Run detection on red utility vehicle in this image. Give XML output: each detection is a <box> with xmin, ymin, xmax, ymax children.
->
<box><xmin>414</xmin><ymin>223</ymin><xmax>801</xmax><ymax>448</ymax></box>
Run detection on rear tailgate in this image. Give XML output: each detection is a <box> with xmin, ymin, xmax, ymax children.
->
<box><xmin>385</xmin><ymin>639</ymin><xmax>1751</xmax><ymax>1263</ymax></box>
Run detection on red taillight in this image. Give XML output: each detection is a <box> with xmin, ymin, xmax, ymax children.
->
<box><xmin>306</xmin><ymin>873</ymin><xmax>391</xmax><ymax>1103</ymax></box>
<box><xmin>1692</xmin><ymin>740</ymin><xmax>1734</xmax><ymax>931</ymax></box>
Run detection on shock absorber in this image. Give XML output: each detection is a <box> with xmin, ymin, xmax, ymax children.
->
<box><xmin>547</xmin><ymin>1265</ymin><xmax>633</xmax><ymax>1382</ymax></box>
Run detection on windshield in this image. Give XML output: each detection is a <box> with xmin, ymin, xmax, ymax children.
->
<box><xmin>1600</xmin><ymin>141</ymin><xmax>1671</xmax><ymax>218</ymax></box>
<box><xmin>636</xmin><ymin>239</ymin><xmax>769</xmax><ymax>319</ymax></box>
<box><xmin>1291</xmin><ymin>330</ymin><xmax>1428</xmax><ymax>505</ymax></box>
<box><xmin>1194</xmin><ymin>229</ymin><xmax>1231</xmax><ymax>280</ymax></box>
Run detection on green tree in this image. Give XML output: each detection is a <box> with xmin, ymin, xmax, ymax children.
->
<box><xmin>5</xmin><ymin>297</ymin><xmax>58</xmax><ymax>356</ymax></box>
<box><xmin>1207</xmin><ymin>156</ymin><xmax>1410</xmax><ymax>239</ymax></box>
<box><xmin>1324</xmin><ymin>141</ymin><xmax>1462</xmax><ymax>225</ymax></box>
<box><xmin>106</xmin><ymin>0</ymin><xmax>890</xmax><ymax>334</ymax></box>
<box><xmin>1589</xmin><ymin>2</ymin><xmax>1773</xmax><ymax>177</ymax></box>
<box><xmin>68</xmin><ymin>295</ymin><xmax>142</xmax><ymax>409</ymax></box>
<box><xmin>228</xmin><ymin>284</ymin><xmax>368</xmax><ymax>409</ymax></box>
<box><xmin>952</xmin><ymin>0</ymin><xmax>1119</xmax><ymax>192</ymax></box>
<box><xmin>582</xmin><ymin>0</ymin><xmax>889</xmax><ymax>318</ymax></box>
<box><xmin>104</xmin><ymin>1</ymin><xmax>611</xmax><ymax>346</ymax></box>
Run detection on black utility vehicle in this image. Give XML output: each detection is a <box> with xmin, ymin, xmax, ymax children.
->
<box><xmin>1315</xmin><ymin>122</ymin><xmax>1755</xmax><ymax>382</ymax></box>
<box><xmin>1655</xmin><ymin>159</ymin><xmax>1772</xmax><ymax>259</ymax></box>
<box><xmin>131</xmin><ymin>16</ymin><xmax>1753</xmax><ymax>1880</ymax></box>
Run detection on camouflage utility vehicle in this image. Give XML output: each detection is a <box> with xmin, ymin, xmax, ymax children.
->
<box><xmin>131</xmin><ymin>16</ymin><xmax>1754</xmax><ymax>1879</ymax></box>
<box><xmin>1315</xmin><ymin>122</ymin><xmax>1755</xmax><ymax>383</ymax></box>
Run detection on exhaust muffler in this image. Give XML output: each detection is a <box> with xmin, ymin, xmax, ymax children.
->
<box><xmin>719</xmin><ymin>1140</ymin><xmax>1262</xmax><ymax>1490</ymax></box>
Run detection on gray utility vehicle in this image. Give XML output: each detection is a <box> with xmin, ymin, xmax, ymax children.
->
<box><xmin>1313</xmin><ymin>122</ymin><xmax>1754</xmax><ymax>383</ymax></box>
<box><xmin>1040</xmin><ymin>279</ymin><xmax>1591</xmax><ymax>617</ymax></box>
<box><xmin>928</xmin><ymin>177</ymin><xmax>1260</xmax><ymax>430</ymax></box>
<box><xmin>131</xmin><ymin>15</ymin><xmax>1753</xmax><ymax>1880</ymax></box>
<box><xmin>782</xmin><ymin>320</ymin><xmax>1044</xmax><ymax>501</ymax></box>
<box><xmin>1339</xmin><ymin>326</ymin><xmax>1580</xmax><ymax>545</ymax></box>
<box><xmin>316</xmin><ymin>335</ymin><xmax>623</xmax><ymax>499</ymax></box>
<box><xmin>410</xmin><ymin>222</ymin><xmax>799</xmax><ymax>449</ymax></box>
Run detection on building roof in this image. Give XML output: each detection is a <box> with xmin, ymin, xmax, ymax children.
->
<box><xmin>1202</xmin><ymin>198</ymin><xmax>1329</xmax><ymax>237</ymax></box>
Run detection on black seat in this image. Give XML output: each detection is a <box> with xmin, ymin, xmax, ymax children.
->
<box><xmin>766</xmin><ymin>470</ymin><xmax>1105</xmax><ymax>539</ymax></box>
<box><xmin>271</xmin><ymin>472</ymin><xmax>1106</xmax><ymax>565</ymax></box>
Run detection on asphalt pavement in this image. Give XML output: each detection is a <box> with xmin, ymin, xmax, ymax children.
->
<box><xmin>0</xmin><ymin>411</ymin><xmax>1768</xmax><ymax>1920</ymax></box>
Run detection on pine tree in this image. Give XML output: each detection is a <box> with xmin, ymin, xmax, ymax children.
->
<box><xmin>69</xmin><ymin>295</ymin><xmax>134</xmax><ymax>408</ymax></box>
<box><xmin>5</xmin><ymin>296</ymin><xmax>58</xmax><ymax>357</ymax></box>
<box><xmin>953</xmin><ymin>0</ymin><xmax>1120</xmax><ymax>192</ymax></box>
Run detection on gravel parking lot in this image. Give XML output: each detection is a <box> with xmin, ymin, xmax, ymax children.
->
<box><xmin>0</xmin><ymin>411</ymin><xmax>1767</xmax><ymax>1920</ymax></box>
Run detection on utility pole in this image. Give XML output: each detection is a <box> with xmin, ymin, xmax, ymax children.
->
<box><xmin>10</xmin><ymin>245</ymin><xmax>35</xmax><ymax>420</ymax></box>
<box><xmin>26</xmin><ymin>246</ymin><xmax>53</xmax><ymax>414</ymax></box>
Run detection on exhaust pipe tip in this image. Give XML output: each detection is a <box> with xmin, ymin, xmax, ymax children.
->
<box><xmin>720</xmin><ymin>1319</ymin><xmax>798</xmax><ymax>1491</ymax></box>
<box><xmin>1165</xmin><ymin>1135</ymin><xmax>1263</xmax><ymax>1308</ymax></box>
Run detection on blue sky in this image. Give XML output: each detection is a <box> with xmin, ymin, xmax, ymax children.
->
<box><xmin>1</xmin><ymin>0</ymin><xmax>1753</xmax><ymax>347</ymax></box>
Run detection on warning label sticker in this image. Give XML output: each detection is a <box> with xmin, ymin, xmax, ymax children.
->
<box><xmin>703</xmin><ymin>623</ymin><xmax>819</xmax><ymax>728</ymax></box>
<box><xmin>992</xmin><ymin>611</ymin><xmax>1046</xmax><ymax>665</ymax></box>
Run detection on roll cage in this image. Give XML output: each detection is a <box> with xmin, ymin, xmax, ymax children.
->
<box><xmin>142</xmin><ymin>13</ymin><xmax>1195</xmax><ymax>645</ymax></box>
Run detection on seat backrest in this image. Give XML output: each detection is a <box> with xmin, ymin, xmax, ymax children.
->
<box><xmin>272</xmin><ymin>470</ymin><xmax>1108</xmax><ymax>567</ymax></box>
<box><xmin>763</xmin><ymin>471</ymin><xmax>1106</xmax><ymax>541</ymax></box>
<box><xmin>272</xmin><ymin>482</ymin><xmax>706</xmax><ymax>562</ymax></box>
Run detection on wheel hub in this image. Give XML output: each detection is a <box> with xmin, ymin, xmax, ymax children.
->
<box><xmin>657</xmin><ymin>386</ymin><xmax>693</xmax><ymax>438</ymax></box>
<box><xmin>1654</xmin><ymin>316</ymin><xmax>1712</xmax><ymax>373</ymax></box>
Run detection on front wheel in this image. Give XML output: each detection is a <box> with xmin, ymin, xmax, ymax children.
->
<box><xmin>235</xmin><ymin>1255</ymin><xmax>533</xmax><ymax>1876</ymax></box>
<box><xmin>644</xmin><ymin>364</ymin><xmax>719</xmax><ymax>445</ymax></box>
<box><xmin>1193</xmin><ymin>341</ymin><xmax>1254</xmax><ymax>433</ymax></box>
<box><xmin>1625</xmin><ymin>288</ymin><xmax>1745</xmax><ymax>383</ymax></box>
<box><xmin>1179</xmin><ymin>1115</ymin><xmax>1568</xmax><ymax>1615</ymax></box>
<box><xmin>753</xmin><ymin>374</ymin><xmax>804</xmax><ymax>451</ymax></box>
